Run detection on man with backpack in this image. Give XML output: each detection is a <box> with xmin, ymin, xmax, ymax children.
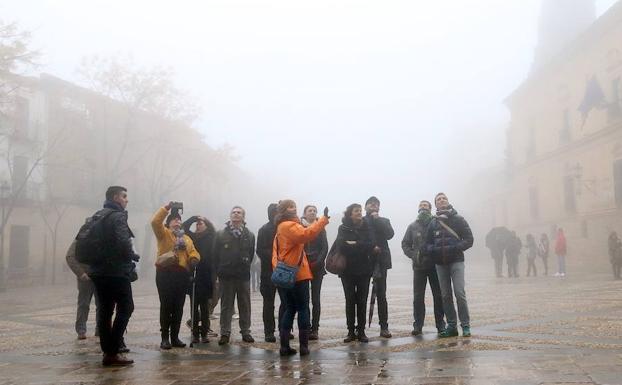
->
<box><xmin>78</xmin><ymin>186</ymin><xmax>139</xmax><ymax>366</ymax></box>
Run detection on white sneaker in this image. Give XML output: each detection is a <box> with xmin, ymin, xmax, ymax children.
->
<box><xmin>560</xmin><ymin>273</ymin><xmax>566</xmax><ymax>277</ymax></box>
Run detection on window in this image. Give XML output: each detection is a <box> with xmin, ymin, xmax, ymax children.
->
<box><xmin>8</xmin><ymin>225</ymin><xmax>29</xmax><ymax>269</ymax></box>
<box><xmin>563</xmin><ymin>175</ymin><xmax>576</xmax><ymax>213</ymax></box>
<box><xmin>529</xmin><ymin>186</ymin><xmax>539</xmax><ymax>219</ymax></box>
<box><xmin>560</xmin><ymin>109</ymin><xmax>571</xmax><ymax>144</ymax></box>
<box><xmin>613</xmin><ymin>158</ymin><xmax>622</xmax><ymax>207</ymax></box>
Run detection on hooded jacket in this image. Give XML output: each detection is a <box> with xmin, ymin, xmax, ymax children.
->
<box><xmin>213</xmin><ymin>223</ymin><xmax>255</xmax><ymax>281</ymax></box>
<box><xmin>151</xmin><ymin>207</ymin><xmax>200</xmax><ymax>271</ymax></box>
<box><xmin>272</xmin><ymin>216</ymin><xmax>329</xmax><ymax>282</ymax></box>
<box><xmin>336</xmin><ymin>217</ymin><xmax>375</xmax><ymax>277</ymax></box>
<box><xmin>182</xmin><ymin>216</ymin><xmax>215</xmax><ymax>294</ymax></box>
<box><xmin>423</xmin><ymin>206</ymin><xmax>473</xmax><ymax>265</ymax></box>
<box><xmin>257</xmin><ymin>204</ymin><xmax>278</xmax><ymax>281</ymax></box>
<box><xmin>364</xmin><ymin>214</ymin><xmax>394</xmax><ymax>271</ymax></box>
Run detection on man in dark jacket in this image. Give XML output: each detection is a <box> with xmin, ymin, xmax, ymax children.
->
<box><xmin>424</xmin><ymin>192</ymin><xmax>473</xmax><ymax>338</ymax></box>
<box><xmin>183</xmin><ymin>215</ymin><xmax>215</xmax><ymax>343</ymax></box>
<box><xmin>213</xmin><ymin>206</ymin><xmax>256</xmax><ymax>345</ymax></box>
<box><xmin>66</xmin><ymin>240</ymin><xmax>100</xmax><ymax>340</ymax></box>
<box><xmin>301</xmin><ymin>205</ymin><xmax>329</xmax><ymax>340</ymax></box>
<box><xmin>485</xmin><ymin>227</ymin><xmax>510</xmax><ymax>278</ymax></box>
<box><xmin>505</xmin><ymin>231</ymin><xmax>522</xmax><ymax>278</ymax></box>
<box><xmin>256</xmin><ymin>203</ymin><xmax>279</xmax><ymax>342</ymax></box>
<box><xmin>89</xmin><ymin>186</ymin><xmax>139</xmax><ymax>366</ymax></box>
<box><xmin>364</xmin><ymin>196</ymin><xmax>395</xmax><ymax>338</ymax></box>
<box><xmin>402</xmin><ymin>200</ymin><xmax>445</xmax><ymax>336</ymax></box>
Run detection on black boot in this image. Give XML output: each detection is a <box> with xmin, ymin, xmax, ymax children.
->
<box><xmin>357</xmin><ymin>327</ymin><xmax>369</xmax><ymax>343</ymax></box>
<box><xmin>160</xmin><ymin>331</ymin><xmax>172</xmax><ymax>350</ymax></box>
<box><xmin>343</xmin><ymin>329</ymin><xmax>356</xmax><ymax>343</ymax></box>
<box><xmin>299</xmin><ymin>329</ymin><xmax>310</xmax><ymax>356</ymax></box>
<box><xmin>279</xmin><ymin>330</ymin><xmax>297</xmax><ymax>356</ymax></box>
<box><xmin>170</xmin><ymin>324</ymin><xmax>186</xmax><ymax>348</ymax></box>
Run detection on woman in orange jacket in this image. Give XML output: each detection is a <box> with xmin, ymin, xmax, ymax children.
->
<box><xmin>272</xmin><ymin>199</ymin><xmax>329</xmax><ymax>356</ymax></box>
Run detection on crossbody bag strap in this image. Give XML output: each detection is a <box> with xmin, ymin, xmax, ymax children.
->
<box><xmin>275</xmin><ymin>234</ymin><xmax>305</xmax><ymax>266</ymax></box>
<box><xmin>437</xmin><ymin>219</ymin><xmax>460</xmax><ymax>240</ymax></box>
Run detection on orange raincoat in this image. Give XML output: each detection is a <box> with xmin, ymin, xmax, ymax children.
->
<box><xmin>272</xmin><ymin>217</ymin><xmax>329</xmax><ymax>282</ymax></box>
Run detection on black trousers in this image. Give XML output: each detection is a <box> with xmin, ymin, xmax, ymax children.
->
<box><xmin>374</xmin><ymin>275</ymin><xmax>389</xmax><ymax>330</ymax></box>
<box><xmin>260</xmin><ymin>278</ymin><xmax>285</xmax><ymax>335</ymax></box>
<box><xmin>190</xmin><ymin>285</ymin><xmax>210</xmax><ymax>335</ymax></box>
<box><xmin>341</xmin><ymin>275</ymin><xmax>371</xmax><ymax>332</ymax></box>
<box><xmin>412</xmin><ymin>268</ymin><xmax>445</xmax><ymax>332</ymax></box>
<box><xmin>156</xmin><ymin>270</ymin><xmax>189</xmax><ymax>338</ymax></box>
<box><xmin>310</xmin><ymin>274</ymin><xmax>323</xmax><ymax>331</ymax></box>
<box><xmin>91</xmin><ymin>276</ymin><xmax>134</xmax><ymax>356</ymax></box>
<box><xmin>526</xmin><ymin>258</ymin><xmax>537</xmax><ymax>276</ymax></box>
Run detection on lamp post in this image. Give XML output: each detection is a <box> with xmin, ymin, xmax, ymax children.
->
<box><xmin>0</xmin><ymin>180</ymin><xmax>10</xmax><ymax>292</ymax></box>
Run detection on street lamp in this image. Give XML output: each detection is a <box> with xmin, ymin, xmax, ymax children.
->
<box><xmin>0</xmin><ymin>180</ymin><xmax>11</xmax><ymax>292</ymax></box>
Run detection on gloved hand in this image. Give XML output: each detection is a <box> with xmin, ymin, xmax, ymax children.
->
<box><xmin>323</xmin><ymin>206</ymin><xmax>330</xmax><ymax>219</ymax></box>
<box><xmin>190</xmin><ymin>258</ymin><xmax>199</xmax><ymax>268</ymax></box>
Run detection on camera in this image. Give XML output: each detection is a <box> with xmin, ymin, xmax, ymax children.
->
<box><xmin>170</xmin><ymin>201</ymin><xmax>184</xmax><ymax>214</ymax></box>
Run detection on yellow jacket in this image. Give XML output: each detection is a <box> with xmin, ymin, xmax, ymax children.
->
<box><xmin>151</xmin><ymin>207</ymin><xmax>200</xmax><ymax>270</ymax></box>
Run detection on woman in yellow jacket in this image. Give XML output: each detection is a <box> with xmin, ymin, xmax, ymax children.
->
<box><xmin>152</xmin><ymin>203</ymin><xmax>200</xmax><ymax>350</ymax></box>
<box><xmin>272</xmin><ymin>199</ymin><xmax>329</xmax><ymax>356</ymax></box>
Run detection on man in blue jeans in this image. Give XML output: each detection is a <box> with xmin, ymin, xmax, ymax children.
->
<box><xmin>424</xmin><ymin>192</ymin><xmax>474</xmax><ymax>338</ymax></box>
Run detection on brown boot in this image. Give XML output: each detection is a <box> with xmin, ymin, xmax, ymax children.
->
<box><xmin>102</xmin><ymin>354</ymin><xmax>134</xmax><ymax>366</ymax></box>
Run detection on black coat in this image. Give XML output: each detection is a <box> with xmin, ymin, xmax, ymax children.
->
<box><xmin>183</xmin><ymin>216</ymin><xmax>215</xmax><ymax>295</ymax></box>
<box><xmin>365</xmin><ymin>214</ymin><xmax>394</xmax><ymax>271</ymax></box>
<box><xmin>88</xmin><ymin>201</ymin><xmax>137</xmax><ymax>279</ymax></box>
<box><xmin>402</xmin><ymin>217</ymin><xmax>435</xmax><ymax>270</ymax></box>
<box><xmin>305</xmin><ymin>228</ymin><xmax>329</xmax><ymax>277</ymax></box>
<box><xmin>423</xmin><ymin>208</ymin><xmax>473</xmax><ymax>265</ymax></box>
<box><xmin>336</xmin><ymin>217</ymin><xmax>375</xmax><ymax>277</ymax></box>
<box><xmin>213</xmin><ymin>224</ymin><xmax>256</xmax><ymax>281</ymax></box>
<box><xmin>257</xmin><ymin>207</ymin><xmax>277</xmax><ymax>281</ymax></box>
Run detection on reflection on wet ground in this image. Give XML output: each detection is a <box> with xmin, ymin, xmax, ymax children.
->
<box><xmin>1</xmin><ymin>268</ymin><xmax>621</xmax><ymax>384</ymax></box>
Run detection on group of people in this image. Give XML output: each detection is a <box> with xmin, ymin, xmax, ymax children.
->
<box><xmin>67</xmin><ymin>186</ymin><xmax>475</xmax><ymax>365</ymax></box>
<box><xmin>485</xmin><ymin>227</ymin><xmax>568</xmax><ymax>278</ymax></box>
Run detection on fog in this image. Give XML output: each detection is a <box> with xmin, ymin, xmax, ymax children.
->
<box><xmin>0</xmin><ymin>0</ymin><xmax>620</xmax><ymax>285</ymax></box>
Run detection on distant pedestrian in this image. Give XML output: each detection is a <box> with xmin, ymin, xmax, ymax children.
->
<box><xmin>554</xmin><ymin>228</ymin><xmax>567</xmax><ymax>277</ymax></box>
<box><xmin>505</xmin><ymin>232</ymin><xmax>521</xmax><ymax>278</ymax></box>
<box><xmin>608</xmin><ymin>231</ymin><xmax>622</xmax><ymax>280</ymax></box>
<box><xmin>402</xmin><ymin>200</ymin><xmax>446</xmax><ymax>336</ymax></box>
<box><xmin>538</xmin><ymin>233</ymin><xmax>550</xmax><ymax>276</ymax></box>
<box><xmin>525</xmin><ymin>234</ymin><xmax>538</xmax><ymax>277</ymax></box>
<box><xmin>485</xmin><ymin>227</ymin><xmax>510</xmax><ymax>278</ymax></box>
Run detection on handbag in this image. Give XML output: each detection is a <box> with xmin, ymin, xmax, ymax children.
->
<box><xmin>325</xmin><ymin>240</ymin><xmax>346</xmax><ymax>275</ymax></box>
<box><xmin>271</xmin><ymin>236</ymin><xmax>304</xmax><ymax>289</ymax></box>
<box><xmin>156</xmin><ymin>251</ymin><xmax>178</xmax><ymax>267</ymax></box>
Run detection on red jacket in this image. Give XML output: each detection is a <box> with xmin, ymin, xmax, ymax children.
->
<box><xmin>555</xmin><ymin>233</ymin><xmax>567</xmax><ymax>256</ymax></box>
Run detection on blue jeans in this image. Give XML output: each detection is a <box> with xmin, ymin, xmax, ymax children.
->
<box><xmin>278</xmin><ymin>280</ymin><xmax>311</xmax><ymax>331</ymax></box>
<box><xmin>435</xmin><ymin>262</ymin><xmax>470</xmax><ymax>329</ymax></box>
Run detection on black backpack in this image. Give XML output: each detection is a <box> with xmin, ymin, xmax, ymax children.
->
<box><xmin>75</xmin><ymin>208</ymin><xmax>115</xmax><ymax>265</ymax></box>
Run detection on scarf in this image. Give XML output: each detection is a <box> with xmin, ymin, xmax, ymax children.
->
<box><xmin>417</xmin><ymin>209</ymin><xmax>432</xmax><ymax>224</ymax></box>
<box><xmin>301</xmin><ymin>217</ymin><xmax>314</xmax><ymax>227</ymax></box>
<box><xmin>173</xmin><ymin>229</ymin><xmax>186</xmax><ymax>251</ymax></box>
<box><xmin>227</xmin><ymin>221</ymin><xmax>244</xmax><ymax>238</ymax></box>
<box><xmin>436</xmin><ymin>205</ymin><xmax>456</xmax><ymax>219</ymax></box>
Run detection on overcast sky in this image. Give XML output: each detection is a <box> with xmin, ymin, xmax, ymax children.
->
<box><xmin>1</xmin><ymin>0</ymin><xmax>618</xmax><ymax>223</ymax></box>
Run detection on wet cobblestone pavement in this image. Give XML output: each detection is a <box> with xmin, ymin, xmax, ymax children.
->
<box><xmin>1</xmin><ymin>264</ymin><xmax>622</xmax><ymax>384</ymax></box>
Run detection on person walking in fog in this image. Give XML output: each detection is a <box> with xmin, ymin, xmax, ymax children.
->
<box><xmin>336</xmin><ymin>203</ymin><xmax>375</xmax><ymax>343</ymax></box>
<box><xmin>66</xmin><ymin>240</ymin><xmax>100</xmax><ymax>340</ymax></box>
<box><xmin>485</xmin><ymin>227</ymin><xmax>509</xmax><ymax>278</ymax></box>
<box><xmin>213</xmin><ymin>206</ymin><xmax>256</xmax><ymax>345</ymax></box>
<box><xmin>402</xmin><ymin>200</ymin><xmax>446</xmax><ymax>336</ymax></box>
<box><xmin>424</xmin><ymin>193</ymin><xmax>474</xmax><ymax>338</ymax></box>
<box><xmin>554</xmin><ymin>228</ymin><xmax>567</xmax><ymax>277</ymax></box>
<box><xmin>505</xmin><ymin>232</ymin><xmax>521</xmax><ymax>278</ymax></box>
<box><xmin>364</xmin><ymin>196</ymin><xmax>395</xmax><ymax>338</ymax></box>
<box><xmin>182</xmin><ymin>215</ymin><xmax>215</xmax><ymax>344</ymax></box>
<box><xmin>272</xmin><ymin>200</ymin><xmax>329</xmax><ymax>356</ymax></box>
<box><xmin>538</xmin><ymin>233</ymin><xmax>550</xmax><ymax>276</ymax></box>
<box><xmin>152</xmin><ymin>203</ymin><xmax>200</xmax><ymax>350</ymax></box>
<box><xmin>301</xmin><ymin>205</ymin><xmax>329</xmax><ymax>341</ymax></box>
<box><xmin>608</xmin><ymin>231</ymin><xmax>622</xmax><ymax>280</ymax></box>
<box><xmin>525</xmin><ymin>234</ymin><xmax>538</xmax><ymax>277</ymax></box>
